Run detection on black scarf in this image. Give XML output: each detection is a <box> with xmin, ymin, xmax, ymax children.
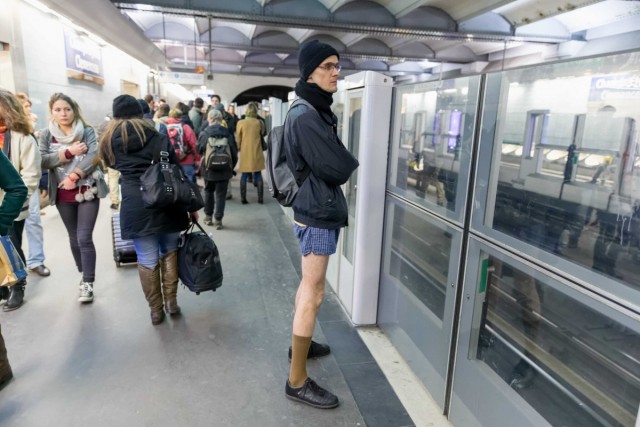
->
<box><xmin>295</xmin><ymin>80</ymin><xmax>336</xmax><ymax>127</ymax></box>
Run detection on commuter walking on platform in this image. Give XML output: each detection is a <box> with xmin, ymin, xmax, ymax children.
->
<box><xmin>0</xmin><ymin>150</ymin><xmax>28</xmax><ymax>391</ymax></box>
<box><xmin>39</xmin><ymin>93</ymin><xmax>106</xmax><ymax>303</ymax></box>
<box><xmin>15</xmin><ymin>93</ymin><xmax>50</xmax><ymax>275</ymax></box>
<box><xmin>235</xmin><ymin>102</ymin><xmax>265</xmax><ymax>204</ymax></box>
<box><xmin>14</xmin><ymin>92</ymin><xmax>49</xmax><ymax>278</ymax></box>
<box><xmin>189</xmin><ymin>97</ymin><xmax>204</xmax><ymax>136</ymax></box>
<box><xmin>0</xmin><ymin>90</ymin><xmax>41</xmax><ymax>311</ymax></box>
<box><xmin>166</xmin><ymin>108</ymin><xmax>199</xmax><ymax>183</ymax></box>
<box><xmin>283</xmin><ymin>40</ymin><xmax>359</xmax><ymax>408</ymax></box>
<box><xmin>99</xmin><ymin>95</ymin><xmax>195</xmax><ymax>325</ymax></box>
<box><xmin>197</xmin><ymin>109</ymin><xmax>237</xmax><ymax>229</ymax></box>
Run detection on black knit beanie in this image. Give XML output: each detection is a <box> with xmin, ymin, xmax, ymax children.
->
<box><xmin>298</xmin><ymin>40</ymin><xmax>340</xmax><ymax>81</ymax></box>
<box><xmin>137</xmin><ymin>99</ymin><xmax>150</xmax><ymax>115</ymax></box>
<box><xmin>112</xmin><ymin>94</ymin><xmax>143</xmax><ymax>119</ymax></box>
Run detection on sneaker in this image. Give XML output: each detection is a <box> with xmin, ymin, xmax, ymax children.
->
<box><xmin>79</xmin><ymin>282</ymin><xmax>94</xmax><ymax>303</ymax></box>
<box><xmin>204</xmin><ymin>216</ymin><xmax>213</xmax><ymax>226</ymax></box>
<box><xmin>288</xmin><ymin>340</ymin><xmax>330</xmax><ymax>362</ymax></box>
<box><xmin>285</xmin><ymin>378</ymin><xmax>339</xmax><ymax>409</ymax></box>
<box><xmin>214</xmin><ymin>219</ymin><xmax>223</xmax><ymax>230</ymax></box>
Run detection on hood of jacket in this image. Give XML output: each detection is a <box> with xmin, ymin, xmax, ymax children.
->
<box><xmin>202</xmin><ymin>124</ymin><xmax>230</xmax><ymax>139</ymax></box>
<box><xmin>166</xmin><ymin>117</ymin><xmax>182</xmax><ymax>125</ymax></box>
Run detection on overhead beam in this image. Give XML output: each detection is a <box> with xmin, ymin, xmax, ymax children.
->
<box><xmin>150</xmin><ymin>38</ymin><xmax>478</xmax><ymax>63</ymax></box>
<box><xmin>114</xmin><ymin>4</ymin><xmax>571</xmax><ymax>44</ymax></box>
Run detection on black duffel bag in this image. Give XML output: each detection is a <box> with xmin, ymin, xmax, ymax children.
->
<box><xmin>177</xmin><ymin>221</ymin><xmax>223</xmax><ymax>294</ymax></box>
<box><xmin>140</xmin><ymin>147</ymin><xmax>203</xmax><ymax>212</ymax></box>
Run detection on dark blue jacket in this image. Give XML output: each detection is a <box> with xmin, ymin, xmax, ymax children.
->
<box><xmin>196</xmin><ymin>124</ymin><xmax>238</xmax><ymax>182</ymax></box>
<box><xmin>284</xmin><ymin>102</ymin><xmax>359</xmax><ymax>229</ymax></box>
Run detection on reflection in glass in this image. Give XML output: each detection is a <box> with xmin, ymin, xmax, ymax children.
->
<box><xmin>476</xmin><ymin>255</ymin><xmax>640</xmax><ymax>427</ymax></box>
<box><xmin>389</xmin><ymin>77</ymin><xmax>480</xmax><ymax>219</ymax></box>
<box><xmin>384</xmin><ymin>203</ymin><xmax>450</xmax><ymax>319</ymax></box>
<box><xmin>487</xmin><ymin>58</ymin><xmax>640</xmax><ymax>299</ymax></box>
<box><xmin>342</xmin><ymin>96</ymin><xmax>362</xmax><ymax>263</ymax></box>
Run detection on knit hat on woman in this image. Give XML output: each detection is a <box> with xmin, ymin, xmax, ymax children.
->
<box><xmin>112</xmin><ymin>94</ymin><xmax>143</xmax><ymax>119</ymax></box>
<box><xmin>298</xmin><ymin>40</ymin><xmax>339</xmax><ymax>81</ymax></box>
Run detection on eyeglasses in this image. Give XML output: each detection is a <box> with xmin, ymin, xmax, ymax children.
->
<box><xmin>317</xmin><ymin>62</ymin><xmax>342</xmax><ymax>72</ymax></box>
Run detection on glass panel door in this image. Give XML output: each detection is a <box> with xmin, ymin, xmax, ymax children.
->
<box><xmin>337</xmin><ymin>90</ymin><xmax>363</xmax><ymax>313</ymax></box>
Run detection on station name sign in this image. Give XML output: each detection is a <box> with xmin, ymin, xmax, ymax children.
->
<box><xmin>64</xmin><ymin>30</ymin><xmax>104</xmax><ymax>86</ymax></box>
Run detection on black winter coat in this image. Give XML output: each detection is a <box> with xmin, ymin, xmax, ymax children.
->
<box><xmin>106</xmin><ymin>125</ymin><xmax>190</xmax><ymax>240</ymax></box>
<box><xmin>196</xmin><ymin>124</ymin><xmax>238</xmax><ymax>182</ymax></box>
<box><xmin>284</xmin><ymin>102</ymin><xmax>359</xmax><ymax>229</ymax></box>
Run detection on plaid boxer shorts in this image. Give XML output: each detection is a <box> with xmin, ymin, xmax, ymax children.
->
<box><xmin>293</xmin><ymin>223</ymin><xmax>340</xmax><ymax>256</ymax></box>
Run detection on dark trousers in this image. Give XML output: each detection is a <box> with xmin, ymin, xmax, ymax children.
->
<box><xmin>204</xmin><ymin>180</ymin><xmax>229</xmax><ymax>220</ymax></box>
<box><xmin>8</xmin><ymin>219</ymin><xmax>26</xmax><ymax>286</ymax></box>
<box><xmin>56</xmin><ymin>199</ymin><xmax>99</xmax><ymax>282</ymax></box>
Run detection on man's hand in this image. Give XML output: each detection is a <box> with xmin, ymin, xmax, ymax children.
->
<box><xmin>189</xmin><ymin>211</ymin><xmax>199</xmax><ymax>222</ymax></box>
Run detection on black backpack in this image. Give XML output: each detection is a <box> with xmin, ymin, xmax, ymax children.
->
<box><xmin>205</xmin><ymin>136</ymin><xmax>232</xmax><ymax>172</ymax></box>
<box><xmin>177</xmin><ymin>221</ymin><xmax>223</xmax><ymax>294</ymax></box>
<box><xmin>265</xmin><ymin>99</ymin><xmax>312</xmax><ymax>207</ymax></box>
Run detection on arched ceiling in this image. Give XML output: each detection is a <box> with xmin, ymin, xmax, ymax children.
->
<box><xmin>110</xmin><ymin>0</ymin><xmax>640</xmax><ymax>78</ymax></box>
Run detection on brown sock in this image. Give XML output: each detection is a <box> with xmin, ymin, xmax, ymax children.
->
<box><xmin>289</xmin><ymin>335</ymin><xmax>312</xmax><ymax>388</ymax></box>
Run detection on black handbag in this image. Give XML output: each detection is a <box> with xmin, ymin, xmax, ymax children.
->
<box><xmin>140</xmin><ymin>143</ymin><xmax>204</xmax><ymax>212</ymax></box>
<box><xmin>177</xmin><ymin>221</ymin><xmax>223</xmax><ymax>294</ymax></box>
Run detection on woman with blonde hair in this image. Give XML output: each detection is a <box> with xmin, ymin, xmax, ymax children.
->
<box><xmin>0</xmin><ymin>90</ymin><xmax>41</xmax><ymax>311</ymax></box>
<box><xmin>100</xmin><ymin>95</ymin><xmax>196</xmax><ymax>325</ymax></box>
<box><xmin>39</xmin><ymin>93</ymin><xmax>107</xmax><ymax>303</ymax></box>
<box><xmin>236</xmin><ymin>102</ymin><xmax>265</xmax><ymax>204</ymax></box>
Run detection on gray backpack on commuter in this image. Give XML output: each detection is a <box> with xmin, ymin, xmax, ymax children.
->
<box><xmin>265</xmin><ymin>99</ymin><xmax>312</xmax><ymax>207</ymax></box>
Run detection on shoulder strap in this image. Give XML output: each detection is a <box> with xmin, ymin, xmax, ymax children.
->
<box><xmin>284</xmin><ymin>99</ymin><xmax>312</xmax><ymax>186</ymax></box>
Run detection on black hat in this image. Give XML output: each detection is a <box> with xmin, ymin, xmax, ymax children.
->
<box><xmin>112</xmin><ymin>94</ymin><xmax>143</xmax><ymax>119</ymax></box>
<box><xmin>137</xmin><ymin>99</ymin><xmax>150</xmax><ymax>115</ymax></box>
<box><xmin>298</xmin><ymin>40</ymin><xmax>339</xmax><ymax>81</ymax></box>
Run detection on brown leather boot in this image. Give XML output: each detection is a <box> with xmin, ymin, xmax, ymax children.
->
<box><xmin>137</xmin><ymin>264</ymin><xmax>165</xmax><ymax>325</ymax></box>
<box><xmin>0</xmin><ymin>324</ymin><xmax>14</xmax><ymax>392</ymax></box>
<box><xmin>160</xmin><ymin>252</ymin><xmax>181</xmax><ymax>316</ymax></box>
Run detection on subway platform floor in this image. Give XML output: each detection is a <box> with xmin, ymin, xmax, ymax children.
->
<box><xmin>0</xmin><ymin>180</ymin><xmax>449</xmax><ymax>427</ymax></box>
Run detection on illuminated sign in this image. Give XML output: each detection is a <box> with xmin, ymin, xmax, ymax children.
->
<box><xmin>63</xmin><ymin>30</ymin><xmax>104</xmax><ymax>86</ymax></box>
<box><xmin>589</xmin><ymin>74</ymin><xmax>640</xmax><ymax>102</ymax></box>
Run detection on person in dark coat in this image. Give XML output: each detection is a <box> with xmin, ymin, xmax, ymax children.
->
<box><xmin>283</xmin><ymin>40</ymin><xmax>359</xmax><ymax>409</ymax></box>
<box><xmin>0</xmin><ymin>150</ymin><xmax>28</xmax><ymax>392</ymax></box>
<box><xmin>99</xmin><ymin>95</ymin><xmax>197</xmax><ymax>325</ymax></box>
<box><xmin>196</xmin><ymin>109</ymin><xmax>237</xmax><ymax>229</ymax></box>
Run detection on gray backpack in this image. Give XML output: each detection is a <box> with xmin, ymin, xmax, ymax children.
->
<box><xmin>265</xmin><ymin>99</ymin><xmax>312</xmax><ymax>207</ymax></box>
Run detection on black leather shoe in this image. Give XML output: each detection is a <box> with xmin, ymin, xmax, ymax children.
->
<box><xmin>288</xmin><ymin>340</ymin><xmax>330</xmax><ymax>362</ymax></box>
<box><xmin>29</xmin><ymin>265</ymin><xmax>50</xmax><ymax>277</ymax></box>
<box><xmin>285</xmin><ymin>378</ymin><xmax>339</xmax><ymax>409</ymax></box>
<box><xmin>3</xmin><ymin>284</ymin><xmax>25</xmax><ymax>312</ymax></box>
<box><xmin>0</xmin><ymin>369</ymin><xmax>13</xmax><ymax>392</ymax></box>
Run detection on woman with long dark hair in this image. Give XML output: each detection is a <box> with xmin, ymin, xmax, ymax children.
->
<box><xmin>99</xmin><ymin>95</ymin><xmax>196</xmax><ymax>325</ymax></box>
<box><xmin>39</xmin><ymin>93</ymin><xmax>107</xmax><ymax>303</ymax></box>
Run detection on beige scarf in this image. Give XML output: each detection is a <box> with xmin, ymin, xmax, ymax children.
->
<box><xmin>48</xmin><ymin>119</ymin><xmax>84</xmax><ymax>145</ymax></box>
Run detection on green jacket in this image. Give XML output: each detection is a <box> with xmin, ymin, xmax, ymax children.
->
<box><xmin>0</xmin><ymin>151</ymin><xmax>27</xmax><ymax>236</ymax></box>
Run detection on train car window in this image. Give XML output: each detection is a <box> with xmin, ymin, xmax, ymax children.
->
<box><xmin>475</xmin><ymin>254</ymin><xmax>640</xmax><ymax>427</ymax></box>
<box><xmin>388</xmin><ymin>76</ymin><xmax>481</xmax><ymax>223</ymax></box>
<box><xmin>481</xmin><ymin>52</ymin><xmax>640</xmax><ymax>307</ymax></box>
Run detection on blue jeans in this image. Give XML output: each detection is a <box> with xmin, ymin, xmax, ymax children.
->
<box><xmin>181</xmin><ymin>164</ymin><xmax>196</xmax><ymax>184</ymax></box>
<box><xmin>240</xmin><ymin>172</ymin><xmax>262</xmax><ymax>184</ymax></box>
<box><xmin>25</xmin><ymin>191</ymin><xmax>45</xmax><ymax>268</ymax></box>
<box><xmin>133</xmin><ymin>232</ymin><xmax>181</xmax><ymax>269</ymax></box>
